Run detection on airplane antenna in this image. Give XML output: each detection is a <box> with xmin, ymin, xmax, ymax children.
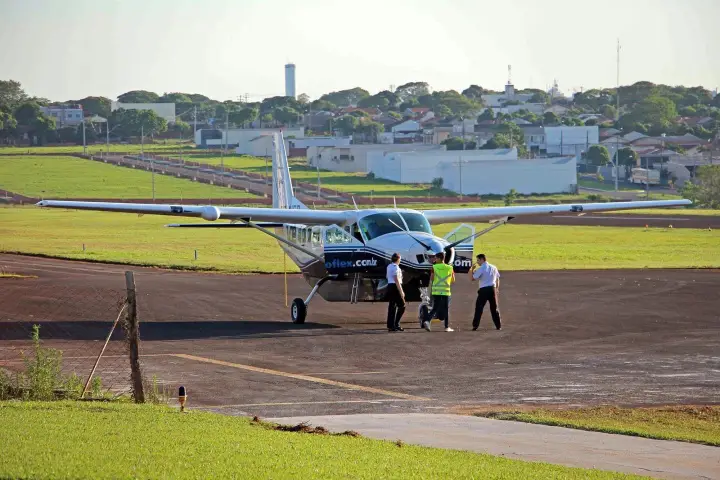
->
<box><xmin>352</xmin><ymin>196</ymin><xmax>359</xmax><ymax>211</ymax></box>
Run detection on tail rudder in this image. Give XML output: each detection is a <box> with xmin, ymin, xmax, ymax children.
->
<box><xmin>271</xmin><ymin>132</ymin><xmax>306</xmax><ymax>210</ymax></box>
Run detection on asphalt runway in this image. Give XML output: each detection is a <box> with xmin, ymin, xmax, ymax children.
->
<box><xmin>1</xmin><ymin>254</ymin><xmax>718</xmax><ymax>419</ymax></box>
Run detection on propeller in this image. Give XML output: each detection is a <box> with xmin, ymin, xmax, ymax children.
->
<box><xmin>388</xmin><ymin>218</ymin><xmax>432</xmax><ymax>251</ymax></box>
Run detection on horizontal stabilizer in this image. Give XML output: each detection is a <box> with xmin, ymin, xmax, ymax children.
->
<box><xmin>166</xmin><ymin>222</ymin><xmax>285</xmax><ymax>228</ymax></box>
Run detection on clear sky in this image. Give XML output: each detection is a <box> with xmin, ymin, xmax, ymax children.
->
<box><xmin>1</xmin><ymin>0</ymin><xmax>718</xmax><ymax>102</ymax></box>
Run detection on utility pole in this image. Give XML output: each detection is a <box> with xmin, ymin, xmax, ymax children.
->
<box><xmin>193</xmin><ymin>105</ymin><xmax>197</xmax><ymax>137</ymax></box>
<box><xmin>458</xmin><ymin>156</ymin><xmax>463</xmax><ymax>201</ymax></box>
<box><xmin>615</xmin><ymin>38</ymin><xmax>621</xmax><ymax>191</ymax></box>
<box><xmin>316</xmin><ymin>164</ymin><xmax>321</xmax><ymax>199</ymax></box>
<box><xmin>82</xmin><ymin>120</ymin><xmax>87</xmax><ymax>155</ymax></box>
<box><xmin>106</xmin><ymin>120</ymin><xmax>109</xmax><ymax>155</ymax></box>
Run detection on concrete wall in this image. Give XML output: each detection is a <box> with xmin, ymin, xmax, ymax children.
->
<box><xmin>440</xmin><ymin>156</ymin><xmax>577</xmax><ymax>195</ymax></box>
<box><xmin>111</xmin><ymin>102</ymin><xmax>176</xmax><ymax>123</ymax></box>
<box><xmin>198</xmin><ymin>127</ymin><xmax>305</xmax><ymax>150</ymax></box>
<box><xmin>307</xmin><ymin>144</ymin><xmax>443</xmax><ymax>173</ymax></box>
<box><xmin>545</xmin><ymin>126</ymin><xmax>599</xmax><ymax>157</ymax></box>
<box><xmin>288</xmin><ymin>136</ymin><xmax>351</xmax><ymax>149</ymax></box>
<box><xmin>369</xmin><ymin>149</ymin><xmax>518</xmax><ymax>184</ymax></box>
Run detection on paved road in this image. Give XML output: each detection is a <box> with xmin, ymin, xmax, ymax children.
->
<box><xmin>268</xmin><ymin>413</ymin><xmax>720</xmax><ymax>479</ymax></box>
<box><xmin>1</xmin><ymin>255</ymin><xmax>718</xmax><ymax>419</ymax></box>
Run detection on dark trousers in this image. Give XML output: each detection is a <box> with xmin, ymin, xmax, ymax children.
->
<box><xmin>426</xmin><ymin>295</ymin><xmax>451</xmax><ymax>328</ymax></box>
<box><xmin>472</xmin><ymin>286</ymin><xmax>501</xmax><ymax>330</ymax></box>
<box><xmin>386</xmin><ymin>283</ymin><xmax>406</xmax><ymax>329</ymax></box>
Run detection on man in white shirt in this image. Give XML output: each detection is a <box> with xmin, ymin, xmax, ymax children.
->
<box><xmin>386</xmin><ymin>253</ymin><xmax>406</xmax><ymax>332</ymax></box>
<box><xmin>469</xmin><ymin>253</ymin><xmax>502</xmax><ymax>331</ymax></box>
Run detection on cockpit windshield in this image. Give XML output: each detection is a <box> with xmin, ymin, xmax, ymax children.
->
<box><xmin>358</xmin><ymin>212</ymin><xmax>432</xmax><ymax>241</ymax></box>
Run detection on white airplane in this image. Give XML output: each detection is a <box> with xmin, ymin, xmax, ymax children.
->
<box><xmin>37</xmin><ymin>133</ymin><xmax>691</xmax><ymax>324</ymax></box>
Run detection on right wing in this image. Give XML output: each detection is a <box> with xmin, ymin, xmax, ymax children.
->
<box><xmin>36</xmin><ymin>200</ymin><xmax>349</xmax><ymax>225</ymax></box>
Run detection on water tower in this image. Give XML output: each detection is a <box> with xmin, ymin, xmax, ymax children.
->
<box><xmin>285</xmin><ymin>63</ymin><xmax>296</xmax><ymax>99</ymax></box>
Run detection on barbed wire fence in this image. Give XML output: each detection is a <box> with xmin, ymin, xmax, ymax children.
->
<box><xmin>0</xmin><ymin>271</ymin><xmax>148</xmax><ymax>402</ymax></box>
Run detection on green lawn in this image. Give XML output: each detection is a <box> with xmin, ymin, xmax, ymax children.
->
<box><xmin>1</xmin><ymin>206</ymin><xmax>718</xmax><ymax>273</ymax></box>
<box><xmin>0</xmin><ymin>143</ymin><xmax>195</xmax><ymax>155</ymax></box>
<box><xmin>0</xmin><ymin>402</ymin><xmax>641</xmax><ymax>480</ymax></box>
<box><xmin>476</xmin><ymin>406</ymin><xmax>720</xmax><ymax>447</ymax></box>
<box><xmin>0</xmin><ymin>156</ymin><xmax>259</xmax><ymax>199</ymax></box>
<box><xmin>578</xmin><ymin>179</ymin><xmax>644</xmax><ymax>192</ymax></box>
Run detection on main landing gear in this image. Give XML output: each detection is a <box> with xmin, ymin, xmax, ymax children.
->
<box><xmin>290</xmin><ymin>275</ymin><xmax>334</xmax><ymax>324</ymax></box>
<box><xmin>417</xmin><ymin>286</ymin><xmax>432</xmax><ymax>326</ymax></box>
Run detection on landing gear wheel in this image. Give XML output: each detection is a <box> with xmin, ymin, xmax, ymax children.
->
<box><xmin>291</xmin><ymin>298</ymin><xmax>307</xmax><ymax>324</ymax></box>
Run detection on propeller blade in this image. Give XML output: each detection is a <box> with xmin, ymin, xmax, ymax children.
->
<box><xmin>446</xmin><ymin>218</ymin><xmax>511</xmax><ymax>250</ymax></box>
<box><xmin>388</xmin><ymin>218</ymin><xmax>432</xmax><ymax>250</ymax></box>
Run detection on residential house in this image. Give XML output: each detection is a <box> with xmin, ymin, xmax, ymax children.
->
<box><xmin>40</xmin><ymin>105</ymin><xmax>84</xmax><ymax>127</ymax></box>
<box><xmin>522</xmin><ymin>126</ymin><xmax>546</xmax><ymax>154</ymax></box>
<box><xmin>622</xmin><ymin>131</ymin><xmax>647</xmax><ymax>143</ymax></box>
<box><xmin>305</xmin><ymin>111</ymin><xmax>334</xmax><ymax>131</ymax></box>
<box><xmin>544</xmin><ymin>105</ymin><xmax>570</xmax><ymax>116</ymax></box>
<box><xmin>599</xmin><ymin>127</ymin><xmax>621</xmax><ymax>139</ymax></box>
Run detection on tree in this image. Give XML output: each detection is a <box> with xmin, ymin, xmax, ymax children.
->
<box><xmin>586</xmin><ymin>145</ymin><xmax>610</xmax><ymax>166</ymax></box>
<box><xmin>477</xmin><ymin>108</ymin><xmax>494</xmax><ymax>122</ymax></box>
<box><xmin>441</xmin><ymin>137</ymin><xmax>464</xmax><ymax>150</ymax></box>
<box><xmin>14</xmin><ymin>101</ymin><xmax>56</xmax><ymax>144</ymax></box>
<box><xmin>504</xmin><ymin>189</ymin><xmax>518</xmax><ymax>206</ymax></box>
<box><xmin>395</xmin><ymin>82</ymin><xmax>430</xmax><ymax>102</ymax></box>
<box><xmin>620</xmin><ymin>95</ymin><xmax>678</xmax><ymax>131</ymax></box>
<box><xmin>356</xmin><ymin>119</ymin><xmax>384</xmax><ymax>141</ymax></box>
<box><xmin>297</xmin><ymin>93</ymin><xmax>310</xmax><ymax>105</ymax></box>
<box><xmin>431</xmin><ymin>177</ymin><xmax>444</xmax><ymax>190</ymax></box>
<box><xmin>260</xmin><ymin>113</ymin><xmax>273</xmax><ymax>126</ymax></box>
<box><xmin>108</xmin><ymin>108</ymin><xmax>167</xmax><ymax>138</ymax></box>
<box><xmin>683</xmin><ymin>165</ymin><xmax>720</xmax><ymax>208</ymax></box>
<box><xmin>0</xmin><ymin>80</ymin><xmax>27</xmax><ymax>110</ymax></box>
<box><xmin>357</xmin><ymin>94</ymin><xmax>390</xmax><ymax>109</ymax></box>
<box><xmin>158</xmin><ymin>92</ymin><xmax>193</xmax><ymax>104</ymax></box>
<box><xmin>117</xmin><ymin>90</ymin><xmax>160</xmax><ymax>103</ymax></box>
<box><xmin>434</xmin><ymin>104</ymin><xmax>452</xmax><ymax>118</ymax></box>
<box><xmin>230</xmin><ymin>107</ymin><xmax>258</xmax><ymax>127</ymax></box>
<box><xmin>67</xmin><ymin>96</ymin><xmax>111</xmax><ymax>117</ymax></box>
<box><xmin>461</xmin><ymin>85</ymin><xmax>485</xmax><ymax>100</ymax></box>
<box><xmin>273</xmin><ymin>106</ymin><xmax>300</xmax><ymax>125</ymax></box>
<box><xmin>617</xmin><ymin>147</ymin><xmax>638</xmax><ymax>177</ymax></box>
<box><xmin>56</xmin><ymin>126</ymin><xmax>76</xmax><ymax>143</ymax></box>
<box><xmin>334</xmin><ymin>115</ymin><xmax>359</xmax><ymax>136</ymax></box>
<box><xmin>310</xmin><ymin>99</ymin><xmax>336</xmax><ymax>111</ymax></box>
<box><xmin>0</xmin><ymin>111</ymin><xmax>17</xmax><ymax>140</ymax></box>
<box><xmin>543</xmin><ymin>111</ymin><xmax>560</xmax><ymax>125</ymax></box>
<box><xmin>318</xmin><ymin>88</ymin><xmax>369</xmax><ymax>107</ymax></box>
<box><xmin>172</xmin><ymin>120</ymin><xmax>191</xmax><ymax>135</ymax></box>
<box><xmin>601</xmin><ymin>104</ymin><xmax>617</xmax><ymax>120</ymax></box>
<box><xmin>74</xmin><ymin>122</ymin><xmax>98</xmax><ymax>145</ymax></box>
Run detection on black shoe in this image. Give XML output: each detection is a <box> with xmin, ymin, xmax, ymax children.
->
<box><xmin>395</xmin><ymin>326</ymin><xmax>405</xmax><ymax>332</ymax></box>
<box><xmin>388</xmin><ymin>328</ymin><xmax>396</xmax><ymax>332</ymax></box>
<box><xmin>472</xmin><ymin>327</ymin><xmax>478</xmax><ymax>331</ymax></box>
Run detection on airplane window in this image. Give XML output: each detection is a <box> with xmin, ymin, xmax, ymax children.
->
<box><xmin>358</xmin><ymin>212</ymin><xmax>431</xmax><ymax>241</ymax></box>
<box><xmin>311</xmin><ymin>228</ymin><xmax>322</xmax><ymax>246</ymax></box>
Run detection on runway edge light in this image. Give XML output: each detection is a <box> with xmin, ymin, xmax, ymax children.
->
<box><xmin>179</xmin><ymin>386</ymin><xmax>187</xmax><ymax>412</ymax></box>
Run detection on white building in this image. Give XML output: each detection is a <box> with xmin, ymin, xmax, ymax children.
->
<box><xmin>369</xmin><ymin>149</ymin><xmax>518</xmax><ymax>184</ymax></box>
<box><xmin>367</xmin><ymin>148</ymin><xmax>577</xmax><ymax>195</ymax></box>
<box><xmin>40</xmin><ymin>105</ymin><xmax>84</xmax><ymax>127</ymax></box>
<box><xmin>285</xmin><ymin>63</ymin><xmax>296</xmax><ymax>98</ymax></box>
<box><xmin>111</xmin><ymin>102</ymin><xmax>176</xmax><ymax>124</ymax></box>
<box><xmin>544</xmin><ymin>126</ymin><xmax>599</xmax><ymax>158</ymax></box>
<box><xmin>288</xmin><ymin>136</ymin><xmax>351</xmax><ymax>149</ymax></box>
<box><xmin>441</xmin><ymin>157</ymin><xmax>577</xmax><ymax>195</ymax></box>
<box><xmin>307</xmin><ymin>144</ymin><xmax>443</xmax><ymax>173</ymax></box>
<box><xmin>481</xmin><ymin>83</ymin><xmax>535</xmax><ymax>108</ymax></box>
<box><xmin>194</xmin><ymin>127</ymin><xmax>305</xmax><ymax>150</ymax></box>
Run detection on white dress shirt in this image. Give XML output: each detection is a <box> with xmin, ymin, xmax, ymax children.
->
<box><xmin>386</xmin><ymin>263</ymin><xmax>402</xmax><ymax>284</ymax></box>
<box><xmin>472</xmin><ymin>262</ymin><xmax>500</xmax><ymax>288</ymax></box>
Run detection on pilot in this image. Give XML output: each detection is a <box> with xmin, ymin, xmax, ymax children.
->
<box><xmin>386</xmin><ymin>253</ymin><xmax>406</xmax><ymax>332</ymax></box>
<box><xmin>423</xmin><ymin>252</ymin><xmax>455</xmax><ymax>332</ymax></box>
<box><xmin>469</xmin><ymin>253</ymin><xmax>502</xmax><ymax>331</ymax></box>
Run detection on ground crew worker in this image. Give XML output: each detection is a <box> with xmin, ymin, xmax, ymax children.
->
<box><xmin>423</xmin><ymin>252</ymin><xmax>455</xmax><ymax>332</ymax></box>
<box><xmin>386</xmin><ymin>253</ymin><xmax>406</xmax><ymax>332</ymax></box>
<box><xmin>469</xmin><ymin>253</ymin><xmax>502</xmax><ymax>331</ymax></box>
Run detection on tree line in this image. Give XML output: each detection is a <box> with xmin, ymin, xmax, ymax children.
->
<box><xmin>2</xmin><ymin>78</ymin><xmax>719</xmax><ymax>145</ymax></box>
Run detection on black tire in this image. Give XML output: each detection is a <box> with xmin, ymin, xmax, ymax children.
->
<box><xmin>291</xmin><ymin>298</ymin><xmax>307</xmax><ymax>324</ymax></box>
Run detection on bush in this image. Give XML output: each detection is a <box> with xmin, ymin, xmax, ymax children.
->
<box><xmin>504</xmin><ymin>188</ymin><xmax>518</xmax><ymax>206</ymax></box>
<box><xmin>431</xmin><ymin>177</ymin><xmax>444</xmax><ymax>189</ymax></box>
<box><xmin>365</xmin><ymin>172</ymin><xmax>375</xmax><ymax>179</ymax></box>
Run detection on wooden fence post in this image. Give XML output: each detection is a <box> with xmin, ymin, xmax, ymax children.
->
<box><xmin>125</xmin><ymin>271</ymin><xmax>145</xmax><ymax>403</ymax></box>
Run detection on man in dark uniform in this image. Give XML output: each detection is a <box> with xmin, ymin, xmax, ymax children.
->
<box><xmin>386</xmin><ymin>253</ymin><xmax>406</xmax><ymax>332</ymax></box>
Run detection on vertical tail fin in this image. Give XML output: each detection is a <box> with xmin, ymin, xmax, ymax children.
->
<box><xmin>271</xmin><ymin>132</ymin><xmax>306</xmax><ymax>210</ymax></box>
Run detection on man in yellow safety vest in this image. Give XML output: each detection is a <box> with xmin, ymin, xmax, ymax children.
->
<box><xmin>422</xmin><ymin>251</ymin><xmax>455</xmax><ymax>332</ymax></box>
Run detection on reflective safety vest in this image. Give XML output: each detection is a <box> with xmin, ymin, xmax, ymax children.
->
<box><xmin>431</xmin><ymin>263</ymin><xmax>453</xmax><ymax>296</ymax></box>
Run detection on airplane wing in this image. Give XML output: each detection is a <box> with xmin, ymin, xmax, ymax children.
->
<box><xmin>35</xmin><ymin>200</ymin><xmax>349</xmax><ymax>225</ymax></box>
<box><xmin>421</xmin><ymin>199</ymin><xmax>692</xmax><ymax>225</ymax></box>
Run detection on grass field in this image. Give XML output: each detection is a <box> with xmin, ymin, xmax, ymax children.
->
<box><xmin>578</xmin><ymin>179</ymin><xmax>644</xmax><ymax>192</ymax></box>
<box><xmin>0</xmin><ymin>156</ymin><xmax>259</xmax><ymax>199</ymax></box>
<box><xmin>0</xmin><ymin>142</ymin><xmax>195</xmax><ymax>155</ymax></box>
<box><xmin>0</xmin><ymin>402</ymin><xmax>641</xmax><ymax>480</ymax></box>
<box><xmin>476</xmin><ymin>406</ymin><xmax>720</xmax><ymax>447</ymax></box>
<box><xmin>1</xmin><ymin>206</ymin><xmax>718</xmax><ymax>273</ymax></box>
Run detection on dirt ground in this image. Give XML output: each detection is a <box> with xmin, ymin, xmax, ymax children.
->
<box><xmin>1</xmin><ymin>254</ymin><xmax>718</xmax><ymax>418</ymax></box>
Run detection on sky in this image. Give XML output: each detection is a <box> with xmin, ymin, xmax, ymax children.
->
<box><xmin>1</xmin><ymin>0</ymin><xmax>718</xmax><ymax>103</ymax></box>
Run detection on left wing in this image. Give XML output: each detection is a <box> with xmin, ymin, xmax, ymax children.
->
<box><xmin>36</xmin><ymin>200</ymin><xmax>349</xmax><ymax>225</ymax></box>
<box><xmin>422</xmin><ymin>199</ymin><xmax>692</xmax><ymax>225</ymax></box>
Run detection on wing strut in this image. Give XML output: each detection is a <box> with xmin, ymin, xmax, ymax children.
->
<box><xmin>446</xmin><ymin>217</ymin><xmax>513</xmax><ymax>249</ymax></box>
<box><xmin>238</xmin><ymin>219</ymin><xmax>324</xmax><ymax>262</ymax></box>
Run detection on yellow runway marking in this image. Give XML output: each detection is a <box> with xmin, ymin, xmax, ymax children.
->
<box><xmin>171</xmin><ymin>353</ymin><xmax>430</xmax><ymax>401</ymax></box>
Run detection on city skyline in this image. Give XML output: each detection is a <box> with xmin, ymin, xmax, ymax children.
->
<box><xmin>1</xmin><ymin>0</ymin><xmax>718</xmax><ymax>102</ymax></box>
